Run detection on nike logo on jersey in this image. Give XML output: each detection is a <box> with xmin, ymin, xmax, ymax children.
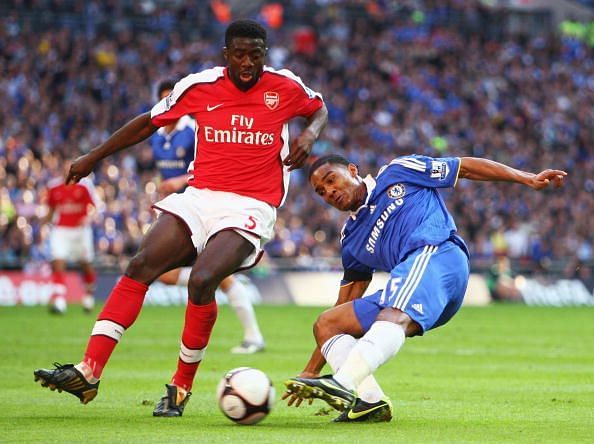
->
<box><xmin>207</xmin><ymin>104</ymin><xmax>224</xmax><ymax>111</ymax></box>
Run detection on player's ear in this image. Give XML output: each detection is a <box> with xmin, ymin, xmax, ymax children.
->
<box><xmin>223</xmin><ymin>46</ymin><xmax>229</xmax><ymax>61</ymax></box>
<box><xmin>348</xmin><ymin>163</ymin><xmax>358</xmax><ymax>177</ymax></box>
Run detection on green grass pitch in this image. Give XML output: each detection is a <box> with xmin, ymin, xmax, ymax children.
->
<box><xmin>0</xmin><ymin>304</ymin><xmax>592</xmax><ymax>443</ymax></box>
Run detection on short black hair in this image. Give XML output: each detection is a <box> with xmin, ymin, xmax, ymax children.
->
<box><xmin>225</xmin><ymin>19</ymin><xmax>267</xmax><ymax>47</ymax></box>
<box><xmin>308</xmin><ymin>154</ymin><xmax>350</xmax><ymax>180</ymax></box>
<box><xmin>157</xmin><ymin>80</ymin><xmax>176</xmax><ymax>99</ymax></box>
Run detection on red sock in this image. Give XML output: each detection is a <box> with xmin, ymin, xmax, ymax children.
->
<box><xmin>49</xmin><ymin>270</ymin><xmax>66</xmax><ymax>304</ymax></box>
<box><xmin>172</xmin><ymin>300</ymin><xmax>218</xmax><ymax>391</ymax></box>
<box><xmin>83</xmin><ymin>270</ymin><xmax>96</xmax><ymax>285</ymax></box>
<box><xmin>83</xmin><ymin>276</ymin><xmax>148</xmax><ymax>378</ymax></box>
<box><xmin>83</xmin><ymin>270</ymin><xmax>96</xmax><ymax>294</ymax></box>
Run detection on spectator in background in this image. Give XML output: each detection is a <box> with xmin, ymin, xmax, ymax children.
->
<box><xmin>1</xmin><ymin>1</ymin><xmax>592</xmax><ymax>279</ymax></box>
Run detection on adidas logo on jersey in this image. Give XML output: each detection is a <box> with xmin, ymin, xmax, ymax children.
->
<box><xmin>411</xmin><ymin>303</ymin><xmax>424</xmax><ymax>314</ymax></box>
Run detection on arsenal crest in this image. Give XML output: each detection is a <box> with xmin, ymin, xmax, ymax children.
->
<box><xmin>264</xmin><ymin>91</ymin><xmax>280</xmax><ymax>110</ymax></box>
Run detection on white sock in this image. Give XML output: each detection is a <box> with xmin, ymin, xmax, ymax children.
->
<box><xmin>321</xmin><ymin>334</ymin><xmax>356</xmax><ymax>371</ymax></box>
<box><xmin>356</xmin><ymin>375</ymin><xmax>385</xmax><ymax>403</ymax></box>
<box><xmin>74</xmin><ymin>362</ymin><xmax>98</xmax><ymax>384</ymax></box>
<box><xmin>176</xmin><ymin>267</ymin><xmax>192</xmax><ymax>286</ymax></box>
<box><xmin>52</xmin><ymin>296</ymin><xmax>67</xmax><ymax>313</ymax></box>
<box><xmin>227</xmin><ymin>280</ymin><xmax>263</xmax><ymax>344</ymax></box>
<box><xmin>334</xmin><ymin>321</ymin><xmax>405</xmax><ymax>391</ymax></box>
<box><xmin>321</xmin><ymin>334</ymin><xmax>385</xmax><ymax>403</ymax></box>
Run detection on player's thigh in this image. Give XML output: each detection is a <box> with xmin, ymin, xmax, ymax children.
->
<box><xmin>191</xmin><ymin>230</ymin><xmax>254</xmax><ymax>283</ymax></box>
<box><xmin>128</xmin><ymin>213</ymin><xmax>196</xmax><ymax>280</ymax></box>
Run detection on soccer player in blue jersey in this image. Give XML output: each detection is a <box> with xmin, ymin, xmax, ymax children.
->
<box><xmin>152</xmin><ymin>80</ymin><xmax>266</xmax><ymax>354</ymax></box>
<box><xmin>284</xmin><ymin>154</ymin><xmax>566</xmax><ymax>422</ymax></box>
<box><xmin>150</xmin><ymin>80</ymin><xmax>196</xmax><ymax>195</ymax></box>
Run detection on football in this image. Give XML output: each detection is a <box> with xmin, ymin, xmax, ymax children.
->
<box><xmin>217</xmin><ymin>367</ymin><xmax>275</xmax><ymax>425</ymax></box>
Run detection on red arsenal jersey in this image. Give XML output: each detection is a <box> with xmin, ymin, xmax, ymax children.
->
<box><xmin>150</xmin><ymin>66</ymin><xmax>324</xmax><ymax>207</ymax></box>
<box><xmin>47</xmin><ymin>178</ymin><xmax>96</xmax><ymax>227</ymax></box>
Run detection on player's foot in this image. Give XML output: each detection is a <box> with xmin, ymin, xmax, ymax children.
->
<box><xmin>49</xmin><ymin>297</ymin><xmax>67</xmax><ymax>315</ymax></box>
<box><xmin>332</xmin><ymin>397</ymin><xmax>393</xmax><ymax>422</ymax></box>
<box><xmin>284</xmin><ymin>375</ymin><xmax>356</xmax><ymax>411</ymax></box>
<box><xmin>230</xmin><ymin>340</ymin><xmax>265</xmax><ymax>354</ymax></box>
<box><xmin>153</xmin><ymin>384</ymin><xmax>192</xmax><ymax>417</ymax></box>
<box><xmin>81</xmin><ymin>295</ymin><xmax>95</xmax><ymax>313</ymax></box>
<box><xmin>33</xmin><ymin>363</ymin><xmax>99</xmax><ymax>404</ymax></box>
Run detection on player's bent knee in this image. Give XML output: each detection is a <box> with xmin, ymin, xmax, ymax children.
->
<box><xmin>376</xmin><ymin>308</ymin><xmax>421</xmax><ymax>337</ymax></box>
<box><xmin>187</xmin><ymin>271</ymin><xmax>218</xmax><ymax>305</ymax></box>
<box><xmin>125</xmin><ymin>251</ymin><xmax>160</xmax><ymax>284</ymax></box>
<box><xmin>313</xmin><ymin>311</ymin><xmax>339</xmax><ymax>344</ymax></box>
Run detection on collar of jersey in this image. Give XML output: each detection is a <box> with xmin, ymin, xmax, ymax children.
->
<box><xmin>349</xmin><ymin>175</ymin><xmax>376</xmax><ymax>220</ymax></box>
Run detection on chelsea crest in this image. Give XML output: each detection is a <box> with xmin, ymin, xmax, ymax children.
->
<box><xmin>387</xmin><ymin>183</ymin><xmax>406</xmax><ymax>199</ymax></box>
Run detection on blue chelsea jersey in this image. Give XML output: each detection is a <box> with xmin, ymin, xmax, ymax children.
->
<box><xmin>150</xmin><ymin>115</ymin><xmax>196</xmax><ymax>180</ymax></box>
<box><xmin>341</xmin><ymin>155</ymin><xmax>469</xmax><ymax>279</ymax></box>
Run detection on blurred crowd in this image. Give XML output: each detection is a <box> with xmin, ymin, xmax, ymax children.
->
<box><xmin>1</xmin><ymin>0</ymin><xmax>593</xmax><ymax>280</ymax></box>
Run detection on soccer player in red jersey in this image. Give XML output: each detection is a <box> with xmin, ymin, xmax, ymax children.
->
<box><xmin>34</xmin><ymin>20</ymin><xmax>328</xmax><ymax>417</ymax></box>
<box><xmin>152</xmin><ymin>80</ymin><xmax>266</xmax><ymax>354</ymax></box>
<box><xmin>42</xmin><ymin>170</ymin><xmax>99</xmax><ymax>314</ymax></box>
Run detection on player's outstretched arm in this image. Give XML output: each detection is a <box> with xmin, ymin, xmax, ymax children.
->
<box><xmin>66</xmin><ymin>112</ymin><xmax>158</xmax><ymax>184</ymax></box>
<box><xmin>284</xmin><ymin>104</ymin><xmax>328</xmax><ymax>171</ymax></box>
<box><xmin>458</xmin><ymin>157</ymin><xmax>567</xmax><ymax>190</ymax></box>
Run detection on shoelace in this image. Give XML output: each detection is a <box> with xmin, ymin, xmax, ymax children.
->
<box><xmin>52</xmin><ymin>362</ymin><xmax>73</xmax><ymax>370</ymax></box>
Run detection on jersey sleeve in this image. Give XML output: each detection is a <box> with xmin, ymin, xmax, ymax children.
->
<box><xmin>151</xmin><ymin>85</ymin><xmax>195</xmax><ymax>127</ymax></box>
<box><xmin>276</xmin><ymin>69</ymin><xmax>324</xmax><ymax>118</ymax></box>
<box><xmin>293</xmin><ymin>90</ymin><xmax>324</xmax><ymax>118</ymax></box>
<box><xmin>381</xmin><ymin>155</ymin><xmax>461</xmax><ymax>188</ymax></box>
<box><xmin>150</xmin><ymin>69</ymin><xmax>224</xmax><ymax>127</ymax></box>
<box><xmin>341</xmin><ymin>251</ymin><xmax>373</xmax><ymax>284</ymax></box>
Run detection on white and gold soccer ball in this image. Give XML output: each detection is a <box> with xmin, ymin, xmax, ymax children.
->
<box><xmin>217</xmin><ymin>367</ymin><xmax>275</xmax><ymax>425</ymax></box>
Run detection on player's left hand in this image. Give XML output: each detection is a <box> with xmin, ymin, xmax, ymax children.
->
<box><xmin>530</xmin><ymin>169</ymin><xmax>567</xmax><ymax>190</ymax></box>
<box><xmin>284</xmin><ymin>129</ymin><xmax>316</xmax><ymax>171</ymax></box>
<box><xmin>281</xmin><ymin>371</ymin><xmax>319</xmax><ymax>407</ymax></box>
<box><xmin>281</xmin><ymin>390</ymin><xmax>314</xmax><ymax>407</ymax></box>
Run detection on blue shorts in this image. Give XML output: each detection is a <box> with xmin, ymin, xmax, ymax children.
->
<box><xmin>353</xmin><ymin>240</ymin><xmax>469</xmax><ymax>334</ymax></box>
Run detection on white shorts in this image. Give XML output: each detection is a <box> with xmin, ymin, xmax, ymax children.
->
<box><xmin>153</xmin><ymin>187</ymin><xmax>276</xmax><ymax>270</ymax></box>
<box><xmin>49</xmin><ymin>226</ymin><xmax>94</xmax><ymax>263</ymax></box>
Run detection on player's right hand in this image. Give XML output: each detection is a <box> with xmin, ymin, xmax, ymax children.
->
<box><xmin>66</xmin><ymin>153</ymin><xmax>96</xmax><ymax>184</ymax></box>
<box><xmin>281</xmin><ymin>371</ymin><xmax>319</xmax><ymax>407</ymax></box>
<box><xmin>530</xmin><ymin>169</ymin><xmax>567</xmax><ymax>190</ymax></box>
